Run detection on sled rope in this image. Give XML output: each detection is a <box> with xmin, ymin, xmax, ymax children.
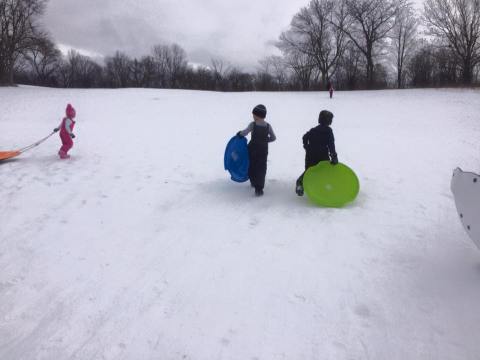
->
<box><xmin>19</xmin><ymin>131</ymin><xmax>56</xmax><ymax>153</ymax></box>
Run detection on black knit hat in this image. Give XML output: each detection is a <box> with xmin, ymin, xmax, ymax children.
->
<box><xmin>252</xmin><ymin>104</ymin><xmax>267</xmax><ymax>119</ymax></box>
<box><xmin>319</xmin><ymin>110</ymin><xmax>334</xmax><ymax>126</ymax></box>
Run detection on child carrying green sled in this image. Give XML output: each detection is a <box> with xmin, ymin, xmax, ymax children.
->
<box><xmin>296</xmin><ymin>110</ymin><xmax>338</xmax><ymax>196</ymax></box>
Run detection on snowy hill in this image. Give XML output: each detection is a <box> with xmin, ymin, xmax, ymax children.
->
<box><xmin>1</xmin><ymin>86</ymin><xmax>480</xmax><ymax>359</ymax></box>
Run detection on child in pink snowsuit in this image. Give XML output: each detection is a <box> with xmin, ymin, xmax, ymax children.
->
<box><xmin>54</xmin><ymin>104</ymin><xmax>76</xmax><ymax>159</ymax></box>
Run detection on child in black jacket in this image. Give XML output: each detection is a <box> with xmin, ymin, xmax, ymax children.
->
<box><xmin>237</xmin><ymin>104</ymin><xmax>277</xmax><ymax>197</ymax></box>
<box><xmin>296</xmin><ymin>110</ymin><xmax>338</xmax><ymax>196</ymax></box>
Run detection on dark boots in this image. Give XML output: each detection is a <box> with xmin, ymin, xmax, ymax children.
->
<box><xmin>296</xmin><ymin>174</ymin><xmax>305</xmax><ymax>196</ymax></box>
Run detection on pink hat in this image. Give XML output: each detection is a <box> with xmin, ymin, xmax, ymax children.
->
<box><xmin>66</xmin><ymin>104</ymin><xmax>76</xmax><ymax>119</ymax></box>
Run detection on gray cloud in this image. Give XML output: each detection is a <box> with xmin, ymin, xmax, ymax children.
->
<box><xmin>44</xmin><ymin>0</ymin><xmax>307</xmax><ymax>68</ymax></box>
<box><xmin>44</xmin><ymin>0</ymin><xmax>425</xmax><ymax>69</ymax></box>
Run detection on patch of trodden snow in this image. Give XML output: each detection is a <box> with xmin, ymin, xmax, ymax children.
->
<box><xmin>1</xmin><ymin>86</ymin><xmax>480</xmax><ymax>360</ymax></box>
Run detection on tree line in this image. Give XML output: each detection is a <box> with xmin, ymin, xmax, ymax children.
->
<box><xmin>276</xmin><ymin>0</ymin><xmax>480</xmax><ymax>89</ymax></box>
<box><xmin>1</xmin><ymin>0</ymin><xmax>479</xmax><ymax>90</ymax></box>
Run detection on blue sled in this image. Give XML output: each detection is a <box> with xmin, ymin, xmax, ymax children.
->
<box><xmin>224</xmin><ymin>136</ymin><xmax>249</xmax><ymax>183</ymax></box>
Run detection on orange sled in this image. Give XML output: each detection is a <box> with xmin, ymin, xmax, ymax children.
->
<box><xmin>0</xmin><ymin>132</ymin><xmax>55</xmax><ymax>162</ymax></box>
<box><xmin>0</xmin><ymin>151</ymin><xmax>21</xmax><ymax>161</ymax></box>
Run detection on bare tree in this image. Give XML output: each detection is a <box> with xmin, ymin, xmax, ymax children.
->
<box><xmin>334</xmin><ymin>0</ymin><xmax>402</xmax><ymax>88</ymax></box>
<box><xmin>180</xmin><ymin>65</ymin><xmax>214</xmax><ymax>90</ymax></box>
<box><xmin>391</xmin><ymin>2</ymin><xmax>418</xmax><ymax>88</ymax></box>
<box><xmin>259</xmin><ymin>55</ymin><xmax>289</xmax><ymax>90</ymax></box>
<box><xmin>23</xmin><ymin>37</ymin><xmax>60</xmax><ymax>85</ymax></box>
<box><xmin>192</xmin><ymin>66</ymin><xmax>216</xmax><ymax>90</ymax></box>
<box><xmin>284</xmin><ymin>49</ymin><xmax>316</xmax><ymax>90</ymax></box>
<box><xmin>0</xmin><ymin>0</ymin><xmax>49</xmax><ymax>85</ymax></box>
<box><xmin>255</xmin><ymin>69</ymin><xmax>276</xmax><ymax>91</ymax></box>
<box><xmin>210</xmin><ymin>58</ymin><xmax>230</xmax><ymax>90</ymax></box>
<box><xmin>434</xmin><ymin>45</ymin><xmax>461</xmax><ymax>85</ymax></box>
<box><xmin>152</xmin><ymin>44</ymin><xmax>171</xmax><ymax>87</ymax></box>
<box><xmin>336</xmin><ymin>40</ymin><xmax>364</xmax><ymax>89</ymax></box>
<box><xmin>104</xmin><ymin>51</ymin><xmax>132</xmax><ymax>88</ymax></box>
<box><xmin>407</xmin><ymin>41</ymin><xmax>436</xmax><ymax>87</ymax></box>
<box><xmin>279</xmin><ymin>0</ymin><xmax>347</xmax><ymax>88</ymax></box>
<box><xmin>138</xmin><ymin>56</ymin><xmax>156</xmax><ymax>88</ymax></box>
<box><xmin>130</xmin><ymin>58</ymin><xmax>143</xmax><ymax>87</ymax></box>
<box><xmin>424</xmin><ymin>0</ymin><xmax>480</xmax><ymax>85</ymax></box>
<box><xmin>225</xmin><ymin>67</ymin><xmax>253</xmax><ymax>91</ymax></box>
<box><xmin>60</xmin><ymin>50</ymin><xmax>102</xmax><ymax>88</ymax></box>
<box><xmin>56</xmin><ymin>58</ymin><xmax>70</xmax><ymax>87</ymax></box>
<box><xmin>152</xmin><ymin>43</ymin><xmax>188</xmax><ymax>88</ymax></box>
<box><xmin>167</xmin><ymin>44</ymin><xmax>187</xmax><ymax>88</ymax></box>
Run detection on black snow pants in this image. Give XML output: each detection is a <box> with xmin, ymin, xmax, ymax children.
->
<box><xmin>296</xmin><ymin>156</ymin><xmax>326</xmax><ymax>188</ymax></box>
<box><xmin>248</xmin><ymin>124</ymin><xmax>270</xmax><ymax>191</ymax></box>
<box><xmin>249</xmin><ymin>143</ymin><xmax>268</xmax><ymax>191</ymax></box>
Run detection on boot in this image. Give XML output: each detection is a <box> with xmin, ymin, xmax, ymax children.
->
<box><xmin>296</xmin><ymin>183</ymin><xmax>304</xmax><ymax>196</ymax></box>
<box><xmin>255</xmin><ymin>188</ymin><xmax>264</xmax><ymax>197</ymax></box>
<box><xmin>58</xmin><ymin>150</ymin><xmax>70</xmax><ymax>159</ymax></box>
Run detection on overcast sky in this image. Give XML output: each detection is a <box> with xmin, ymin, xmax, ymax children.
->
<box><xmin>44</xmin><ymin>0</ymin><xmax>424</xmax><ymax>70</ymax></box>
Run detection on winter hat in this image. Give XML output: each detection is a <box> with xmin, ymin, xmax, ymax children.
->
<box><xmin>66</xmin><ymin>104</ymin><xmax>76</xmax><ymax>119</ymax></box>
<box><xmin>319</xmin><ymin>110</ymin><xmax>333</xmax><ymax>126</ymax></box>
<box><xmin>252</xmin><ymin>104</ymin><xmax>267</xmax><ymax>119</ymax></box>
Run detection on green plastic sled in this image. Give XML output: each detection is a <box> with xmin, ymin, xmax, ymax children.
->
<box><xmin>303</xmin><ymin>161</ymin><xmax>360</xmax><ymax>208</ymax></box>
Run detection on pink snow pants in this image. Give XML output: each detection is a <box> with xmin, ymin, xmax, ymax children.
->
<box><xmin>59</xmin><ymin>132</ymin><xmax>73</xmax><ymax>158</ymax></box>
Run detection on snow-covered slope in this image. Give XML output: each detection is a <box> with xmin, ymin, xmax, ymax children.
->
<box><xmin>1</xmin><ymin>86</ymin><xmax>480</xmax><ymax>360</ymax></box>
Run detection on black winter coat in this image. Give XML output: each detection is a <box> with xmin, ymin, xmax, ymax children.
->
<box><xmin>303</xmin><ymin>125</ymin><xmax>337</xmax><ymax>167</ymax></box>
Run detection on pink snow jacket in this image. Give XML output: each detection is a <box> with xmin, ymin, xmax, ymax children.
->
<box><xmin>59</xmin><ymin>117</ymin><xmax>75</xmax><ymax>139</ymax></box>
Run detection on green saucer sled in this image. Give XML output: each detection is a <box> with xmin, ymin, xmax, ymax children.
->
<box><xmin>303</xmin><ymin>161</ymin><xmax>360</xmax><ymax>208</ymax></box>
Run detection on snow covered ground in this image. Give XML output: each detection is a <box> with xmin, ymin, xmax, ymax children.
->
<box><xmin>1</xmin><ymin>86</ymin><xmax>480</xmax><ymax>360</ymax></box>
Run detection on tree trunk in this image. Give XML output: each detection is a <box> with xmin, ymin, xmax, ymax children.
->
<box><xmin>462</xmin><ymin>58</ymin><xmax>473</xmax><ymax>85</ymax></box>
<box><xmin>366</xmin><ymin>45</ymin><xmax>374</xmax><ymax>89</ymax></box>
<box><xmin>397</xmin><ymin>64</ymin><xmax>403</xmax><ymax>89</ymax></box>
<box><xmin>366</xmin><ymin>58</ymin><xmax>374</xmax><ymax>89</ymax></box>
<box><xmin>321</xmin><ymin>72</ymin><xmax>327</xmax><ymax>89</ymax></box>
<box><xmin>0</xmin><ymin>61</ymin><xmax>14</xmax><ymax>86</ymax></box>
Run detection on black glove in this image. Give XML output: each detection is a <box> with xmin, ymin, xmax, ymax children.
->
<box><xmin>70</xmin><ymin>133</ymin><xmax>76</xmax><ymax>139</ymax></box>
<box><xmin>236</xmin><ymin>131</ymin><xmax>244</xmax><ymax>137</ymax></box>
<box><xmin>330</xmin><ymin>155</ymin><xmax>338</xmax><ymax>165</ymax></box>
<box><xmin>53</xmin><ymin>127</ymin><xmax>59</xmax><ymax>132</ymax></box>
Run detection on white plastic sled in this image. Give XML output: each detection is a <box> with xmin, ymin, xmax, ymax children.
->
<box><xmin>451</xmin><ymin>168</ymin><xmax>480</xmax><ymax>249</ymax></box>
